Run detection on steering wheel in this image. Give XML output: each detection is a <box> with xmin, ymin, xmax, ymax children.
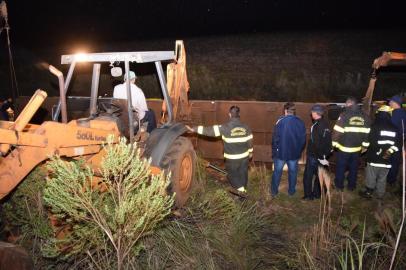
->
<box><xmin>99</xmin><ymin>102</ymin><xmax>122</xmax><ymax>117</ymax></box>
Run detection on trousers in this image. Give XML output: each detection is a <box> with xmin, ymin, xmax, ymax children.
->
<box><xmin>142</xmin><ymin>109</ymin><xmax>157</xmax><ymax>133</ymax></box>
<box><xmin>387</xmin><ymin>151</ymin><xmax>401</xmax><ymax>184</ymax></box>
<box><xmin>270</xmin><ymin>158</ymin><xmax>299</xmax><ymax>196</ymax></box>
<box><xmin>225</xmin><ymin>158</ymin><xmax>249</xmax><ymax>189</ymax></box>
<box><xmin>302</xmin><ymin>156</ymin><xmax>321</xmax><ymax>199</ymax></box>
<box><xmin>365</xmin><ymin>164</ymin><xmax>389</xmax><ymax>198</ymax></box>
<box><xmin>334</xmin><ymin>151</ymin><xmax>360</xmax><ymax>190</ymax></box>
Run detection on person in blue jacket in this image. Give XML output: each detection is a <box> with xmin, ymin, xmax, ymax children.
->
<box><xmin>387</xmin><ymin>95</ymin><xmax>406</xmax><ymax>185</ymax></box>
<box><xmin>270</xmin><ymin>102</ymin><xmax>306</xmax><ymax>197</ymax></box>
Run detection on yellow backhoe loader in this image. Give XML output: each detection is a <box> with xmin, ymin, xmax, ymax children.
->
<box><xmin>0</xmin><ymin>40</ymin><xmax>195</xmax><ymax>208</ymax></box>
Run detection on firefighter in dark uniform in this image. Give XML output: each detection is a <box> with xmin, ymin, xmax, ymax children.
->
<box><xmin>186</xmin><ymin>106</ymin><xmax>253</xmax><ymax>193</ymax></box>
<box><xmin>332</xmin><ymin>96</ymin><xmax>371</xmax><ymax>191</ymax></box>
<box><xmin>359</xmin><ymin>105</ymin><xmax>400</xmax><ymax>199</ymax></box>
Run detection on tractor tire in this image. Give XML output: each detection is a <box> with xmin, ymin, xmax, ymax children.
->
<box><xmin>161</xmin><ymin>136</ymin><xmax>196</xmax><ymax>207</ymax></box>
<box><xmin>0</xmin><ymin>242</ymin><xmax>33</xmax><ymax>270</ymax></box>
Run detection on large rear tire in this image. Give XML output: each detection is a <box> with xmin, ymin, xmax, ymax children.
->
<box><xmin>161</xmin><ymin>136</ymin><xmax>196</xmax><ymax>207</ymax></box>
<box><xmin>0</xmin><ymin>242</ymin><xmax>33</xmax><ymax>270</ymax></box>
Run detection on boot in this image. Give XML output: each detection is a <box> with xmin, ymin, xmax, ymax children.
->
<box><xmin>359</xmin><ymin>187</ymin><xmax>373</xmax><ymax>199</ymax></box>
<box><xmin>227</xmin><ymin>186</ymin><xmax>248</xmax><ymax>199</ymax></box>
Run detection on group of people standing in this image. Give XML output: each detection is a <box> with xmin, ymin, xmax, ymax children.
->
<box><xmin>116</xmin><ymin>70</ymin><xmax>404</xmax><ymax>200</ymax></box>
<box><xmin>187</xmin><ymin>95</ymin><xmax>405</xmax><ymax>200</ymax></box>
<box><xmin>268</xmin><ymin>101</ymin><xmax>331</xmax><ymax>200</ymax></box>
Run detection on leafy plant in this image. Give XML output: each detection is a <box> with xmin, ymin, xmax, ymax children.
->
<box><xmin>43</xmin><ymin>136</ymin><xmax>174</xmax><ymax>269</ymax></box>
<box><xmin>337</xmin><ymin>223</ymin><xmax>387</xmax><ymax>270</ymax></box>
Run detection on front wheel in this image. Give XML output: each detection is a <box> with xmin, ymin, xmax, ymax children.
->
<box><xmin>161</xmin><ymin>136</ymin><xmax>196</xmax><ymax>207</ymax></box>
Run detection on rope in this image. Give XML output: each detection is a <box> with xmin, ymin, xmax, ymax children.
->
<box><xmin>1</xmin><ymin>2</ymin><xmax>20</xmax><ymax>102</ymax></box>
<box><xmin>6</xmin><ymin>27</ymin><xmax>20</xmax><ymax>98</ymax></box>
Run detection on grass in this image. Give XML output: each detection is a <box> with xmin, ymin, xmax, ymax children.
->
<box><xmin>135</xmin><ymin>159</ymin><xmax>405</xmax><ymax>269</ymax></box>
<box><xmin>136</xmin><ymin>182</ymin><xmax>282</xmax><ymax>269</ymax></box>
<box><xmin>266</xmin><ymin>165</ymin><xmax>405</xmax><ymax>269</ymax></box>
<box><xmin>1</xmin><ymin>157</ymin><xmax>405</xmax><ymax>269</ymax></box>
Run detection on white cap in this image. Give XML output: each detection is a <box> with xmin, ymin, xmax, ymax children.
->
<box><xmin>124</xmin><ymin>71</ymin><xmax>137</xmax><ymax>80</ymax></box>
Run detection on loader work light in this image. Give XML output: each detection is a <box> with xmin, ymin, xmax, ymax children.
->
<box><xmin>74</xmin><ymin>53</ymin><xmax>88</xmax><ymax>62</ymax></box>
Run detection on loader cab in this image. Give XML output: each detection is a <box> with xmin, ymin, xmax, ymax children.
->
<box><xmin>49</xmin><ymin>41</ymin><xmax>196</xmax><ymax>207</ymax></box>
<box><xmin>52</xmin><ymin>49</ymin><xmax>176</xmax><ymax>143</ymax></box>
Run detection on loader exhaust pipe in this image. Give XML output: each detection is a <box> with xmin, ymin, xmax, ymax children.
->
<box><xmin>49</xmin><ymin>65</ymin><xmax>67</xmax><ymax>123</ymax></box>
<box><xmin>52</xmin><ymin>62</ymin><xmax>76</xmax><ymax>121</ymax></box>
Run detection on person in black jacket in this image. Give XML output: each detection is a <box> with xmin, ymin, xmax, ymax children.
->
<box><xmin>332</xmin><ymin>97</ymin><xmax>371</xmax><ymax>191</ymax></box>
<box><xmin>186</xmin><ymin>106</ymin><xmax>253</xmax><ymax>193</ymax></box>
<box><xmin>302</xmin><ymin>104</ymin><xmax>332</xmax><ymax>200</ymax></box>
<box><xmin>359</xmin><ymin>105</ymin><xmax>400</xmax><ymax>199</ymax></box>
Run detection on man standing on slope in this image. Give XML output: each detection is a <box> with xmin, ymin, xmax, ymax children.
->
<box><xmin>270</xmin><ymin>102</ymin><xmax>306</xmax><ymax>197</ymax></box>
<box><xmin>359</xmin><ymin>105</ymin><xmax>399</xmax><ymax>199</ymax></box>
<box><xmin>302</xmin><ymin>104</ymin><xmax>332</xmax><ymax>200</ymax></box>
<box><xmin>186</xmin><ymin>106</ymin><xmax>253</xmax><ymax>194</ymax></box>
<box><xmin>332</xmin><ymin>96</ymin><xmax>370</xmax><ymax>191</ymax></box>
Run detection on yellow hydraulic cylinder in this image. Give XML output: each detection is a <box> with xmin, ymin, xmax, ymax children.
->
<box><xmin>0</xmin><ymin>89</ymin><xmax>47</xmax><ymax>154</ymax></box>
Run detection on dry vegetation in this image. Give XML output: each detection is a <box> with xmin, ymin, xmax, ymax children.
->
<box><xmin>1</xmin><ymin>152</ymin><xmax>405</xmax><ymax>269</ymax></box>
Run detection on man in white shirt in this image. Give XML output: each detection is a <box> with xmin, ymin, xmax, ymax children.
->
<box><xmin>113</xmin><ymin>71</ymin><xmax>148</xmax><ymax>119</ymax></box>
<box><xmin>113</xmin><ymin>71</ymin><xmax>156</xmax><ymax>132</ymax></box>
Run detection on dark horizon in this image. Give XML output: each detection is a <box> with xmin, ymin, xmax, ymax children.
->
<box><xmin>4</xmin><ymin>0</ymin><xmax>406</xmax><ymax>48</ymax></box>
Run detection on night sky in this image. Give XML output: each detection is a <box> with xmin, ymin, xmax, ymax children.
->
<box><xmin>6</xmin><ymin>0</ymin><xmax>405</xmax><ymax>48</ymax></box>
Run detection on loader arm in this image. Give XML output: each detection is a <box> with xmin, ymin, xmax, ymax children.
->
<box><xmin>0</xmin><ymin>120</ymin><xmax>120</xmax><ymax>199</ymax></box>
<box><xmin>372</xmin><ymin>52</ymin><xmax>406</xmax><ymax>70</ymax></box>
<box><xmin>0</xmin><ymin>91</ymin><xmax>121</xmax><ymax>200</ymax></box>
<box><xmin>162</xmin><ymin>40</ymin><xmax>191</xmax><ymax>122</ymax></box>
<box><xmin>362</xmin><ymin>51</ymin><xmax>406</xmax><ymax>115</ymax></box>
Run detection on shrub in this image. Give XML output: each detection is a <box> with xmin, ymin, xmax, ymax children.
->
<box><xmin>0</xmin><ymin>167</ymin><xmax>55</xmax><ymax>268</ymax></box>
<box><xmin>43</xmin><ymin>136</ymin><xmax>174</xmax><ymax>269</ymax></box>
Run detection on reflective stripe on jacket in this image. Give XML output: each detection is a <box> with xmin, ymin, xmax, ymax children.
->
<box><xmin>332</xmin><ymin>106</ymin><xmax>371</xmax><ymax>153</ymax></box>
<box><xmin>366</xmin><ymin>113</ymin><xmax>400</xmax><ymax>168</ymax></box>
<box><xmin>194</xmin><ymin>118</ymin><xmax>253</xmax><ymax>160</ymax></box>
